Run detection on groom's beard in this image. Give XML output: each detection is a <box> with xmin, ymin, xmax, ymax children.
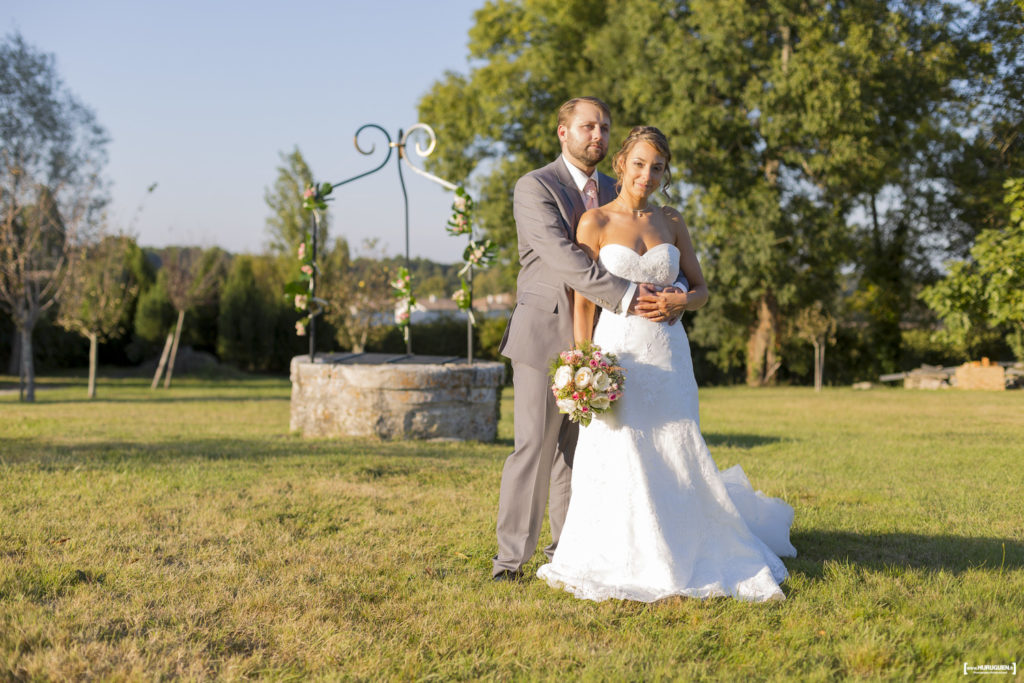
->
<box><xmin>565</xmin><ymin>139</ymin><xmax>607</xmax><ymax>167</ymax></box>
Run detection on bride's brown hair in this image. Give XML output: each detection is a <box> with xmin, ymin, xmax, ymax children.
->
<box><xmin>612</xmin><ymin>126</ymin><xmax>673</xmax><ymax>196</ymax></box>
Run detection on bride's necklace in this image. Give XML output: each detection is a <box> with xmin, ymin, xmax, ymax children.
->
<box><xmin>620</xmin><ymin>202</ymin><xmax>653</xmax><ymax>218</ymax></box>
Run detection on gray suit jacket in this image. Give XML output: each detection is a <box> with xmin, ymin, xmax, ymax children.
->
<box><xmin>499</xmin><ymin>158</ymin><xmax>630</xmax><ymax>370</ymax></box>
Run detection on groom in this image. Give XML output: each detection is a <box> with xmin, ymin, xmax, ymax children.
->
<box><xmin>493</xmin><ymin>97</ymin><xmax>675</xmax><ymax>580</ymax></box>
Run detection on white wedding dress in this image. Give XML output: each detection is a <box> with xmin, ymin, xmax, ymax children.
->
<box><xmin>537</xmin><ymin>243</ymin><xmax>796</xmax><ymax>603</ymax></box>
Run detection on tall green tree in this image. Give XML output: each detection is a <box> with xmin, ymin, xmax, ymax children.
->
<box><xmin>56</xmin><ymin>233</ymin><xmax>138</xmax><ymax>398</ymax></box>
<box><xmin>134</xmin><ymin>269</ymin><xmax>175</xmax><ymax>346</ymax></box>
<box><xmin>419</xmin><ymin>0</ymin><xmax>607</xmax><ymax>282</ymax></box>
<box><xmin>264</xmin><ymin>147</ymin><xmax>327</xmax><ymax>256</ymax></box>
<box><xmin>0</xmin><ymin>33</ymin><xmax>108</xmax><ymax>400</ymax></box>
<box><xmin>944</xmin><ymin>0</ymin><xmax>1024</xmax><ymax>243</ymax></box>
<box><xmin>419</xmin><ymin>0</ymin><xmax>992</xmax><ymax>384</ymax></box>
<box><xmin>844</xmin><ymin>0</ymin><xmax>1024</xmax><ymax>373</ymax></box>
<box><xmin>921</xmin><ymin>178</ymin><xmax>1024</xmax><ymax>360</ymax></box>
<box><xmin>217</xmin><ymin>254</ymin><xmax>277</xmax><ymax>370</ymax></box>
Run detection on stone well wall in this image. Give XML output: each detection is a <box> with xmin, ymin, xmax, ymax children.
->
<box><xmin>289</xmin><ymin>354</ymin><xmax>505</xmax><ymax>441</ymax></box>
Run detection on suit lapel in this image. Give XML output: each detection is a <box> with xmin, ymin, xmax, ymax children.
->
<box><xmin>552</xmin><ymin>158</ymin><xmax>586</xmax><ymax>240</ymax></box>
<box><xmin>598</xmin><ymin>173</ymin><xmax>618</xmax><ymax>207</ymax></box>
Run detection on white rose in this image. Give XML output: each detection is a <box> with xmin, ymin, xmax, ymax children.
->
<box><xmin>574</xmin><ymin>366</ymin><xmax>593</xmax><ymax>389</ymax></box>
<box><xmin>590</xmin><ymin>394</ymin><xmax>610</xmax><ymax>410</ymax></box>
<box><xmin>592</xmin><ymin>371</ymin><xmax>610</xmax><ymax>391</ymax></box>
<box><xmin>556</xmin><ymin>398</ymin><xmax>577</xmax><ymax>413</ymax></box>
<box><xmin>553</xmin><ymin>365</ymin><xmax>573</xmax><ymax>390</ymax></box>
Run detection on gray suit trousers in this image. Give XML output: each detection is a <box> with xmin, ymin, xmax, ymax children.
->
<box><xmin>493</xmin><ymin>361</ymin><xmax>577</xmax><ymax>575</ymax></box>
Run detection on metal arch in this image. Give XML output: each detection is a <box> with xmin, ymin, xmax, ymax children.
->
<box><xmin>331</xmin><ymin>124</ymin><xmax>394</xmax><ymax>190</ymax></box>
<box><xmin>399</xmin><ymin>123</ymin><xmax>458</xmax><ymax>191</ymax></box>
<box><xmin>307</xmin><ymin>121</ymin><xmax>463</xmax><ymax>360</ymax></box>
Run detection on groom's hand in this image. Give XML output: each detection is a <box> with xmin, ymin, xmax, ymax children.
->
<box><xmin>627</xmin><ymin>283</ymin><xmax>659</xmax><ymax>316</ymax></box>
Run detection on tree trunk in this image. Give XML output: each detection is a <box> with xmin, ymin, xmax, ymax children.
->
<box><xmin>780</xmin><ymin>25</ymin><xmax>792</xmax><ymax>72</ymax></box>
<box><xmin>87</xmin><ymin>332</ymin><xmax>98</xmax><ymax>399</ymax></box>
<box><xmin>7</xmin><ymin>333</ymin><xmax>20</xmax><ymax>376</ymax></box>
<box><xmin>812</xmin><ymin>339</ymin><xmax>822</xmax><ymax>392</ymax></box>
<box><xmin>164</xmin><ymin>309</ymin><xmax>185</xmax><ymax>389</ymax></box>
<box><xmin>746</xmin><ymin>294</ymin><xmax>781</xmax><ymax>387</ymax></box>
<box><xmin>151</xmin><ymin>331</ymin><xmax>174</xmax><ymax>390</ymax></box>
<box><xmin>819</xmin><ymin>341</ymin><xmax>826</xmax><ymax>391</ymax></box>
<box><xmin>19</xmin><ymin>326</ymin><xmax>35</xmax><ymax>402</ymax></box>
<box><xmin>353</xmin><ymin>328</ymin><xmax>367</xmax><ymax>354</ymax></box>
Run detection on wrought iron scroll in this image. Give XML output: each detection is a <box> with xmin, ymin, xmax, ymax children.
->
<box><xmin>306</xmin><ymin>123</ymin><xmax>464</xmax><ymax>362</ymax></box>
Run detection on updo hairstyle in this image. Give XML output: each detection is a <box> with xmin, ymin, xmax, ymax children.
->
<box><xmin>612</xmin><ymin>126</ymin><xmax>673</xmax><ymax>195</ymax></box>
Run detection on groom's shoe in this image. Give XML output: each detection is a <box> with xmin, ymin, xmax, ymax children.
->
<box><xmin>492</xmin><ymin>569</ymin><xmax>525</xmax><ymax>583</ymax></box>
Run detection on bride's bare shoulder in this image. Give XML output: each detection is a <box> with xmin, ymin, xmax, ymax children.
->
<box><xmin>659</xmin><ymin>205</ymin><xmax>685</xmax><ymax>224</ymax></box>
<box><xmin>577</xmin><ymin>207</ymin><xmax>612</xmax><ymax>245</ymax></box>
<box><xmin>659</xmin><ymin>206</ymin><xmax>690</xmax><ymax>241</ymax></box>
<box><xmin>582</xmin><ymin>206</ymin><xmax>614</xmax><ymax>227</ymax></box>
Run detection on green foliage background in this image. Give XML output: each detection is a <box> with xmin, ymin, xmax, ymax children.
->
<box><xmin>418</xmin><ymin>0</ymin><xmax>1024</xmax><ymax>381</ymax></box>
<box><xmin>4</xmin><ymin>5</ymin><xmax>1023</xmax><ymax>383</ymax></box>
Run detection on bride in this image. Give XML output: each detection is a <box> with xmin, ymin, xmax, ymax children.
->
<box><xmin>537</xmin><ymin>126</ymin><xmax>797</xmax><ymax>603</ymax></box>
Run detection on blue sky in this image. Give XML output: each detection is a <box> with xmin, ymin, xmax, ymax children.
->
<box><xmin>6</xmin><ymin>0</ymin><xmax>485</xmax><ymax>263</ymax></box>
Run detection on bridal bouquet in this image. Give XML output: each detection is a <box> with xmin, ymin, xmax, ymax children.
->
<box><xmin>550</xmin><ymin>341</ymin><xmax>625</xmax><ymax>426</ymax></box>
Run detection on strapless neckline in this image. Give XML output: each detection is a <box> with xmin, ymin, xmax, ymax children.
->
<box><xmin>598</xmin><ymin>242</ymin><xmax>680</xmax><ymax>287</ymax></box>
<box><xmin>599</xmin><ymin>242</ymin><xmax>678</xmax><ymax>259</ymax></box>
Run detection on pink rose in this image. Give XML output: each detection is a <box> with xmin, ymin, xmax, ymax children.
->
<box><xmin>301</xmin><ymin>264</ymin><xmax>313</xmax><ymax>276</ymax></box>
<box><xmin>303</xmin><ymin>187</ymin><xmax>315</xmax><ymax>199</ymax></box>
<box><xmin>298</xmin><ymin>242</ymin><xmax>306</xmax><ymax>259</ymax></box>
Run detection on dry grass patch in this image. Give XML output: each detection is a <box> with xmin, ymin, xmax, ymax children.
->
<box><xmin>1</xmin><ymin>378</ymin><xmax>1022</xmax><ymax>679</ymax></box>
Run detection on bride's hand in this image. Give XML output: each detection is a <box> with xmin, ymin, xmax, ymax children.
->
<box><xmin>637</xmin><ymin>286</ymin><xmax>687</xmax><ymax>324</ymax></box>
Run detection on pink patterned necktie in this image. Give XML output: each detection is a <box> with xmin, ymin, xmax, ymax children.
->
<box><xmin>583</xmin><ymin>178</ymin><xmax>598</xmax><ymax>211</ymax></box>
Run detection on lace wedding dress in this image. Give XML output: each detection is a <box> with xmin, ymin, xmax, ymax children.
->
<box><xmin>537</xmin><ymin>243</ymin><xmax>796</xmax><ymax>602</ymax></box>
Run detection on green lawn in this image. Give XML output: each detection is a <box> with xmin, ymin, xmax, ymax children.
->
<box><xmin>1</xmin><ymin>376</ymin><xmax>1022</xmax><ymax>680</ymax></box>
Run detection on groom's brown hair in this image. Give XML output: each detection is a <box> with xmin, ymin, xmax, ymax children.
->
<box><xmin>556</xmin><ymin>97</ymin><xmax>611</xmax><ymax>131</ymax></box>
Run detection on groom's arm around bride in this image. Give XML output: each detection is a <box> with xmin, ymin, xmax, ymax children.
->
<box><xmin>493</xmin><ymin>96</ymin><xmax>654</xmax><ymax>580</ymax></box>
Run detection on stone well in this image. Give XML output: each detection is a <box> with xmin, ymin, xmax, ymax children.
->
<box><xmin>289</xmin><ymin>353</ymin><xmax>505</xmax><ymax>441</ymax></box>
